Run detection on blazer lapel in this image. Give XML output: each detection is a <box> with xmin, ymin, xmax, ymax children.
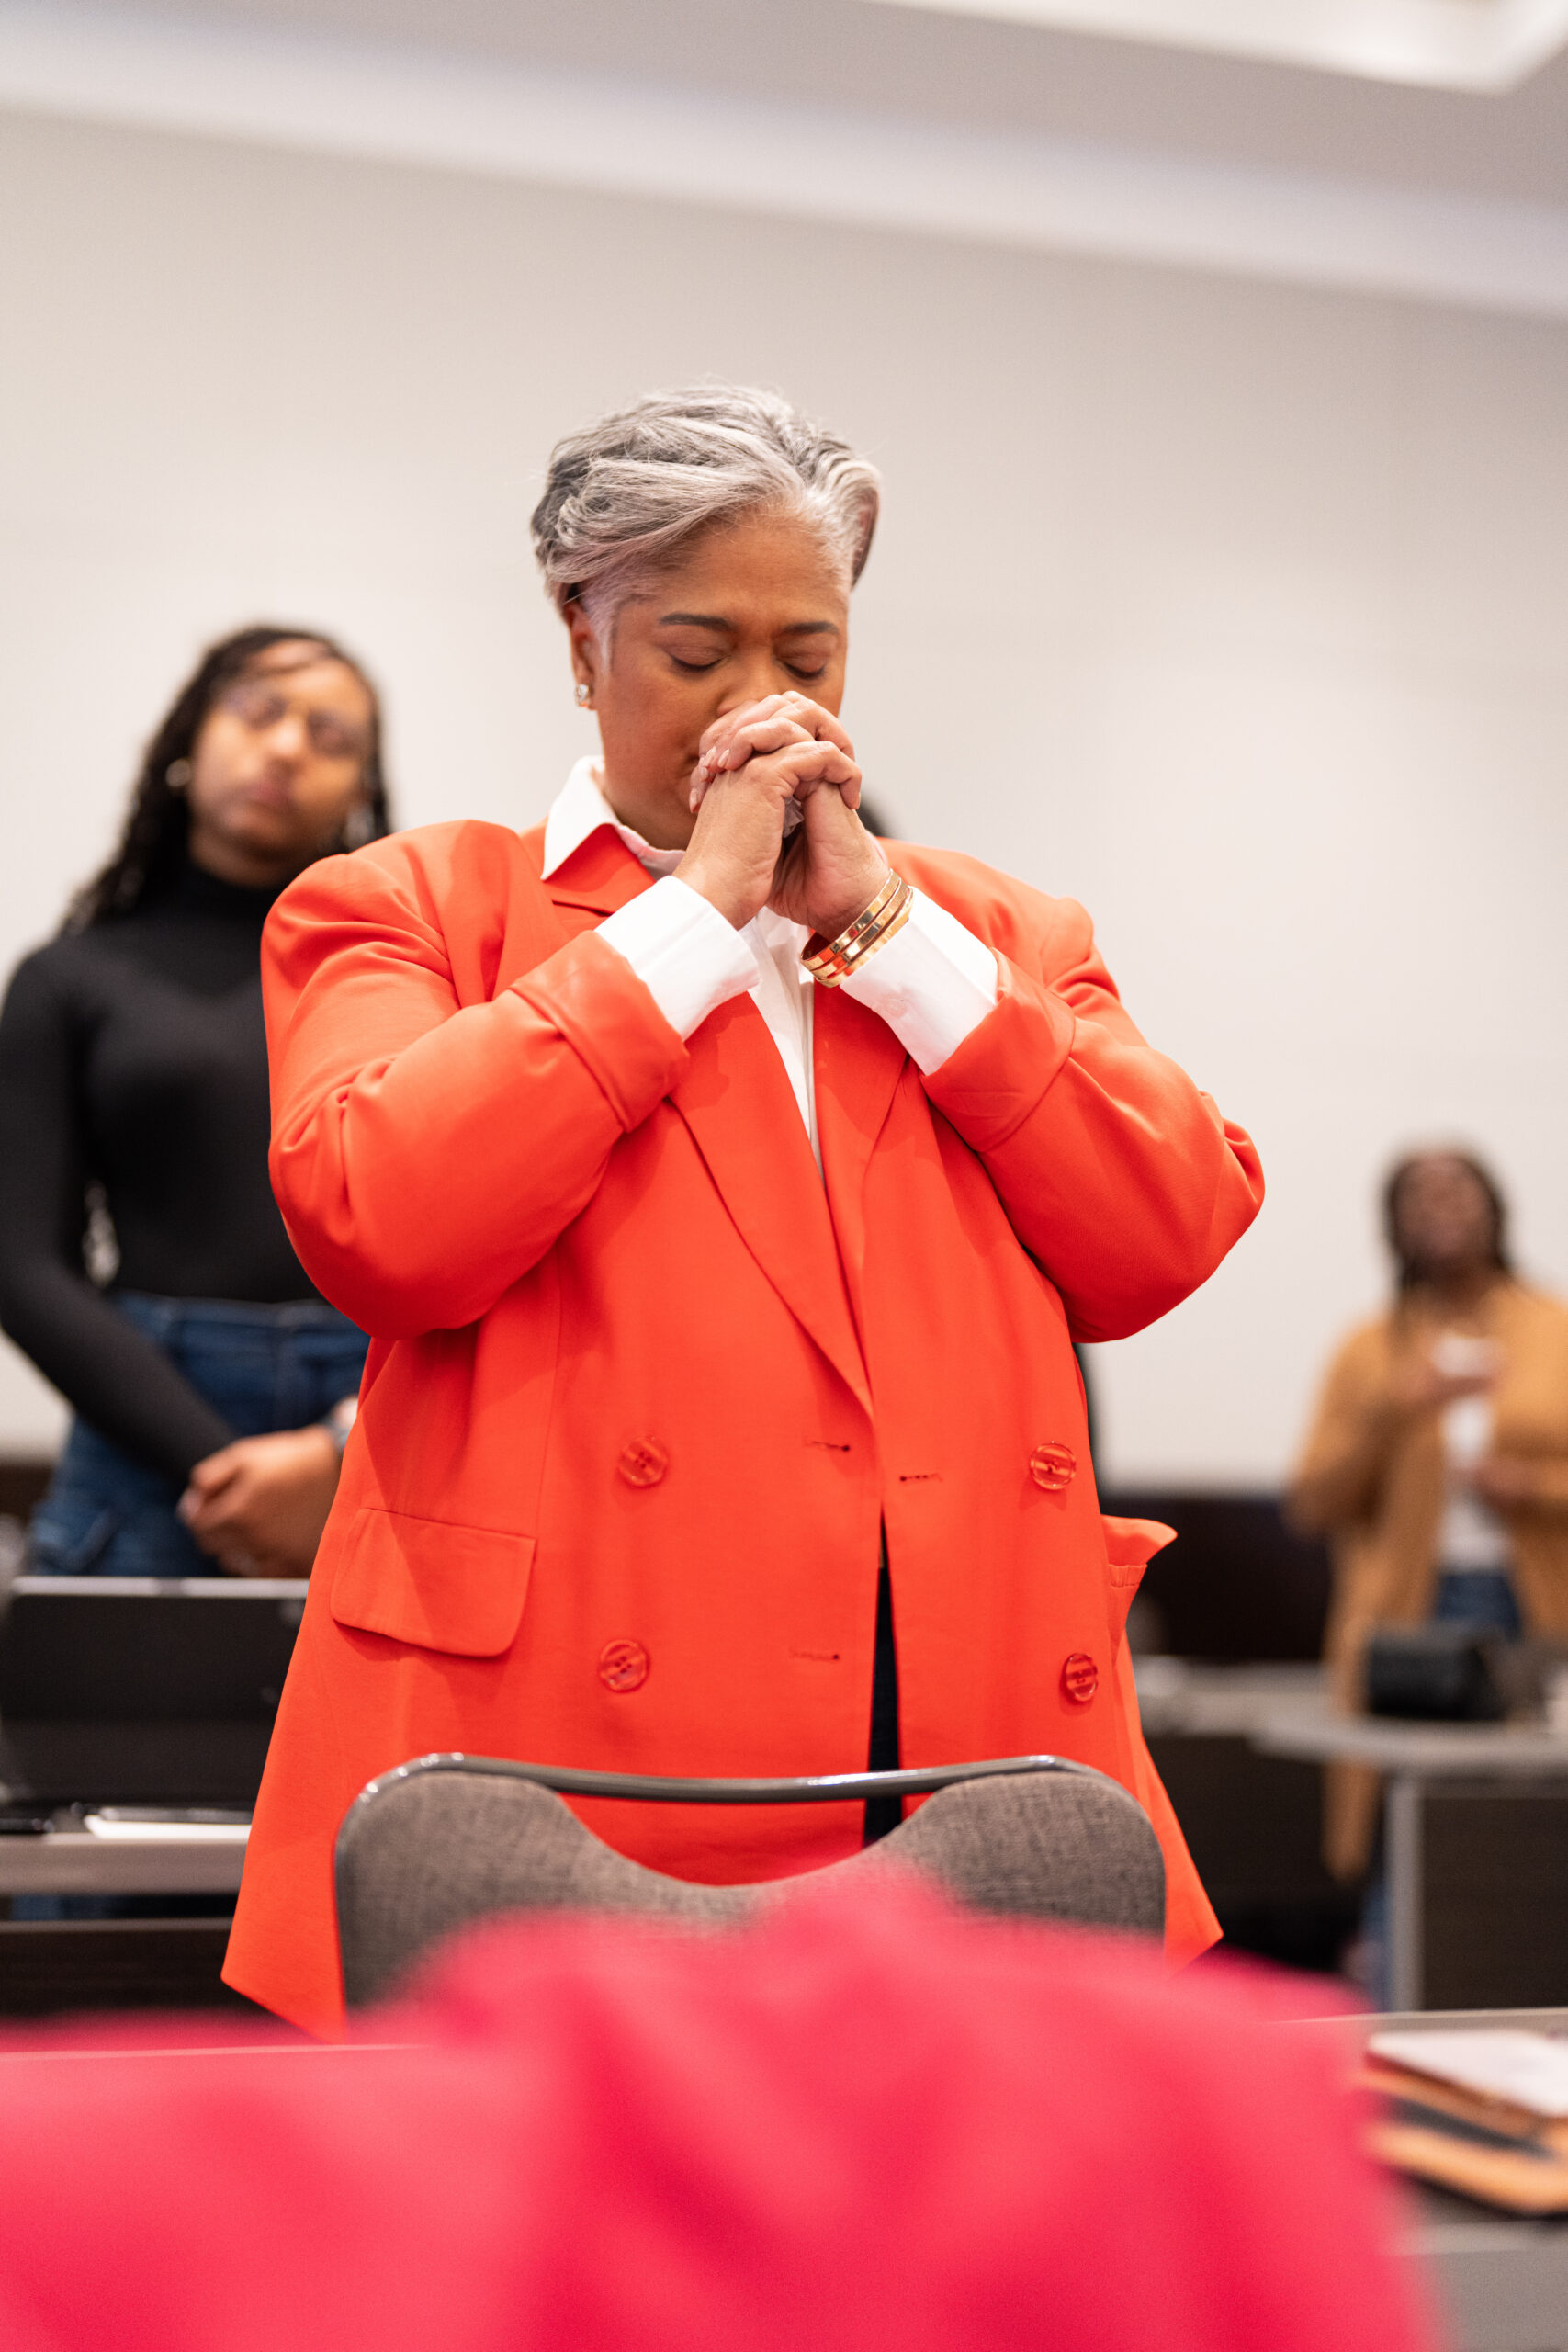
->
<box><xmin>530</xmin><ymin>823</ymin><xmax>873</xmax><ymax>1409</ymax></box>
<box><xmin>813</xmin><ymin>983</ymin><xmax>910</xmax><ymax>1319</ymax></box>
<box><xmin>670</xmin><ymin>994</ymin><xmax>873</xmax><ymax>1417</ymax></box>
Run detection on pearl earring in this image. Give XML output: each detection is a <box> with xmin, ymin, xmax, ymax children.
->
<box><xmin>165</xmin><ymin>758</ymin><xmax>192</xmax><ymax>790</ymax></box>
<box><xmin>575</xmin><ymin>682</ymin><xmax>592</xmax><ymax>707</ymax></box>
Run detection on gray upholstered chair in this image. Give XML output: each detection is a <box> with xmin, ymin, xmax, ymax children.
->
<box><xmin>335</xmin><ymin>1754</ymin><xmax>1167</xmax><ymax>2008</ymax></box>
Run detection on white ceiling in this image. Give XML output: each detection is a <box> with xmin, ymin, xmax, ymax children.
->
<box><xmin>5</xmin><ymin>0</ymin><xmax>1568</xmax><ymax>315</ymax></box>
<box><xmin>30</xmin><ymin>0</ymin><xmax>1568</xmax><ymax>209</ymax></box>
<box><xmin>872</xmin><ymin>0</ymin><xmax>1568</xmax><ymax>92</ymax></box>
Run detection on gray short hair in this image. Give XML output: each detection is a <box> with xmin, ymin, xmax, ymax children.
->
<box><xmin>530</xmin><ymin>384</ymin><xmax>881</xmax><ymax>628</ymax></box>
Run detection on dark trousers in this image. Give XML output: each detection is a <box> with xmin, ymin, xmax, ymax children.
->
<box><xmin>863</xmin><ymin>1546</ymin><xmax>902</xmax><ymax>1846</ymax></box>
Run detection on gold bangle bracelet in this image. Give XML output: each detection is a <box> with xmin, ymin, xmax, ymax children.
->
<box><xmin>801</xmin><ymin>871</ymin><xmax>902</xmax><ymax>978</ymax></box>
<box><xmin>802</xmin><ymin>875</ymin><xmax>913</xmax><ymax>987</ymax></box>
<box><xmin>811</xmin><ymin>879</ymin><xmax>912</xmax><ymax>985</ymax></box>
<box><xmin>820</xmin><ymin>890</ymin><xmax>913</xmax><ymax>987</ymax></box>
<box><xmin>832</xmin><ymin>883</ymin><xmax>911</xmax><ymax>976</ymax></box>
<box><xmin>801</xmin><ymin>874</ymin><xmax>900</xmax><ymax>980</ymax></box>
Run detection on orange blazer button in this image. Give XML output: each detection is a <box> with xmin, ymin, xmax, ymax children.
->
<box><xmin>618</xmin><ymin>1439</ymin><xmax>669</xmax><ymax>1488</ymax></box>
<box><xmin>598</xmin><ymin>1639</ymin><xmax>650</xmax><ymax>1693</ymax></box>
<box><xmin>1028</xmin><ymin>1442</ymin><xmax>1076</xmax><ymax>1493</ymax></box>
<box><xmin>1061</xmin><ymin>1652</ymin><xmax>1099</xmax><ymax>1704</ymax></box>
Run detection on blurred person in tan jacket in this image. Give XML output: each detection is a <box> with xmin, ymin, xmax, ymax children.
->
<box><xmin>1290</xmin><ymin>1151</ymin><xmax>1568</xmax><ymax>1881</ymax></box>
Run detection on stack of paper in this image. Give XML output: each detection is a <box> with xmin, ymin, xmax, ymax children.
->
<box><xmin>1363</xmin><ymin>2030</ymin><xmax>1568</xmax><ymax>2211</ymax></box>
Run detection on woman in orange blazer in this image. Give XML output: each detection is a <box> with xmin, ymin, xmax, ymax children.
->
<box><xmin>226</xmin><ymin>386</ymin><xmax>1264</xmax><ymax>2033</ymax></box>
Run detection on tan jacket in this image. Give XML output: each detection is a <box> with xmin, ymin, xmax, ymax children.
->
<box><xmin>1290</xmin><ymin>1279</ymin><xmax>1568</xmax><ymax>1878</ymax></box>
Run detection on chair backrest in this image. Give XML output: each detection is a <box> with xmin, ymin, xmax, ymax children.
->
<box><xmin>865</xmin><ymin>1769</ymin><xmax>1166</xmax><ymax>1937</ymax></box>
<box><xmin>335</xmin><ymin>1755</ymin><xmax>1167</xmax><ymax>2008</ymax></box>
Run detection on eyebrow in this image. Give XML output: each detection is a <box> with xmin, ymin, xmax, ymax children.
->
<box><xmin>655</xmin><ymin>613</ymin><xmax>840</xmax><ymax>638</ymax></box>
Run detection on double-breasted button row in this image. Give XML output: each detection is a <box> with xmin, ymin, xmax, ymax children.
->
<box><xmin>1028</xmin><ymin>1441</ymin><xmax>1076</xmax><ymax>1492</ymax></box>
<box><xmin>608</xmin><ymin>1441</ymin><xmax>660</xmax><ymax>1690</ymax></box>
<box><xmin>618</xmin><ymin>1438</ymin><xmax>668</xmax><ymax>1487</ymax></box>
<box><xmin>599</xmin><ymin>1639</ymin><xmax>1094</xmax><ymax>1707</ymax></box>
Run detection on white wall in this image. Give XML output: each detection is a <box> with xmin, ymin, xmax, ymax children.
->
<box><xmin>3</xmin><ymin>108</ymin><xmax>1567</xmax><ymax>1487</ymax></box>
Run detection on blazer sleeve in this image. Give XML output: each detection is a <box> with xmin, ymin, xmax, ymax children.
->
<box><xmin>263</xmin><ymin>840</ymin><xmax>690</xmax><ymax>1338</ymax></box>
<box><xmin>1285</xmin><ymin>1327</ymin><xmax>1398</xmax><ymax>1536</ymax></box>
<box><xmin>915</xmin><ymin>881</ymin><xmax>1263</xmax><ymax>1342</ymax></box>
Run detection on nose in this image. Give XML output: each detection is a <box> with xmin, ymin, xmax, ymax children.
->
<box><xmin>716</xmin><ymin>653</ymin><xmax>783</xmax><ymax>717</ymax></box>
<box><xmin>263</xmin><ymin>711</ymin><xmax>309</xmax><ymax>762</ymax></box>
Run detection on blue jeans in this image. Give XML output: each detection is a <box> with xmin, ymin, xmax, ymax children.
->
<box><xmin>28</xmin><ymin>1293</ymin><xmax>369</xmax><ymax>1578</ymax></box>
<box><xmin>1428</xmin><ymin>1566</ymin><xmax>1522</xmax><ymax>1642</ymax></box>
<box><xmin>1358</xmin><ymin>1566</ymin><xmax>1521</xmax><ymax>2005</ymax></box>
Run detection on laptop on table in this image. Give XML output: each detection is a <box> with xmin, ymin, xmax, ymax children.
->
<box><xmin>0</xmin><ymin>1577</ymin><xmax>307</xmax><ymax>1815</ymax></box>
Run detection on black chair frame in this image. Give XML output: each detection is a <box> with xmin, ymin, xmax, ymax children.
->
<box><xmin>345</xmin><ymin>1747</ymin><xmax>1120</xmax><ymax>1821</ymax></box>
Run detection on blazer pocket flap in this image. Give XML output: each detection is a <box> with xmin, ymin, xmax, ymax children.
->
<box><xmin>330</xmin><ymin>1507</ymin><xmax>535</xmax><ymax>1657</ymax></box>
<box><xmin>1101</xmin><ymin>1514</ymin><xmax>1176</xmax><ymax>1585</ymax></box>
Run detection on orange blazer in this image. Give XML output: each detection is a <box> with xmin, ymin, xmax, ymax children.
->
<box><xmin>224</xmin><ymin>821</ymin><xmax>1264</xmax><ymax>2033</ymax></box>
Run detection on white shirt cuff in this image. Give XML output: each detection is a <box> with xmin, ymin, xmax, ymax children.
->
<box><xmin>840</xmin><ymin>887</ymin><xmax>998</xmax><ymax>1074</ymax></box>
<box><xmin>596</xmin><ymin>876</ymin><xmax>755</xmax><ymax>1041</ymax></box>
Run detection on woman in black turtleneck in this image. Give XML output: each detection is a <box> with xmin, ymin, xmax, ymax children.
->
<box><xmin>0</xmin><ymin>625</ymin><xmax>391</xmax><ymax>1577</ymax></box>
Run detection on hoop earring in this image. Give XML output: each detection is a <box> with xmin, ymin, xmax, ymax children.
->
<box><xmin>574</xmin><ymin>682</ymin><xmax>592</xmax><ymax>708</ymax></box>
<box><xmin>165</xmin><ymin>759</ymin><xmax>192</xmax><ymax>791</ymax></box>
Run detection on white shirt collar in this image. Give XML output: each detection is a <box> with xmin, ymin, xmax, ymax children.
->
<box><xmin>540</xmin><ymin>756</ymin><xmax>683</xmax><ymax>881</ymax></box>
<box><xmin>538</xmin><ymin>755</ymin><xmax>807</xmax><ymax>953</ymax></box>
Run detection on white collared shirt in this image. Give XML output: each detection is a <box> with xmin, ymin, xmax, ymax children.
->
<box><xmin>540</xmin><ymin>759</ymin><xmax>998</xmax><ymax>1170</ymax></box>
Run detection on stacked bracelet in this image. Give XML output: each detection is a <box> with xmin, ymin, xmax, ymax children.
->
<box><xmin>801</xmin><ymin>872</ymin><xmax>914</xmax><ymax>989</ymax></box>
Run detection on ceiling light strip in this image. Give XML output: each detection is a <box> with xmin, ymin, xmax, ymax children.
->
<box><xmin>866</xmin><ymin>0</ymin><xmax>1568</xmax><ymax>95</ymax></box>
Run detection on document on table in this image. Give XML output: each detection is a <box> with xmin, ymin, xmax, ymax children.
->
<box><xmin>1363</xmin><ymin>2029</ymin><xmax>1568</xmax><ymax>2211</ymax></box>
<box><xmin>1370</xmin><ymin>2030</ymin><xmax>1568</xmax><ymax>2120</ymax></box>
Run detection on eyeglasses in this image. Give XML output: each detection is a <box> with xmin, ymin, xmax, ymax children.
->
<box><xmin>218</xmin><ymin>679</ymin><xmax>369</xmax><ymax>764</ymax></box>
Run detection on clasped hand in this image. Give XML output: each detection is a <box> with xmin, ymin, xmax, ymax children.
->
<box><xmin>178</xmin><ymin>1424</ymin><xmax>343</xmax><ymax>1577</ymax></box>
<box><xmin>674</xmin><ymin>692</ymin><xmax>887</xmax><ymax>939</ymax></box>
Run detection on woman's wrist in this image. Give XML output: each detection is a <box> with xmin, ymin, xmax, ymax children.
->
<box><xmin>320</xmin><ymin>1396</ymin><xmax>357</xmax><ymax>1459</ymax></box>
<box><xmin>671</xmin><ymin>851</ymin><xmax>757</xmax><ymax>931</ymax></box>
<box><xmin>803</xmin><ymin>872</ymin><xmax>913</xmax><ymax>989</ymax></box>
<box><xmin>811</xmin><ymin>859</ymin><xmax>895</xmax><ymax>946</ymax></box>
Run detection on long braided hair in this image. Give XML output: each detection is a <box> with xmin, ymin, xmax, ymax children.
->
<box><xmin>66</xmin><ymin>624</ymin><xmax>392</xmax><ymax>932</ymax></box>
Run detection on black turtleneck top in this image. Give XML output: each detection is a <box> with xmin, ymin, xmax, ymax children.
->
<box><xmin>0</xmin><ymin>862</ymin><xmax>322</xmax><ymax>1482</ymax></box>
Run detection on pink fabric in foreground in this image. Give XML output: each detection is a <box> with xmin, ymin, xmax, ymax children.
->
<box><xmin>0</xmin><ymin>1877</ymin><xmax>1432</xmax><ymax>2352</ymax></box>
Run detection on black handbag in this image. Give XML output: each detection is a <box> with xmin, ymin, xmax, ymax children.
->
<box><xmin>1364</xmin><ymin>1623</ymin><xmax>1507</xmax><ymax>1723</ymax></box>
